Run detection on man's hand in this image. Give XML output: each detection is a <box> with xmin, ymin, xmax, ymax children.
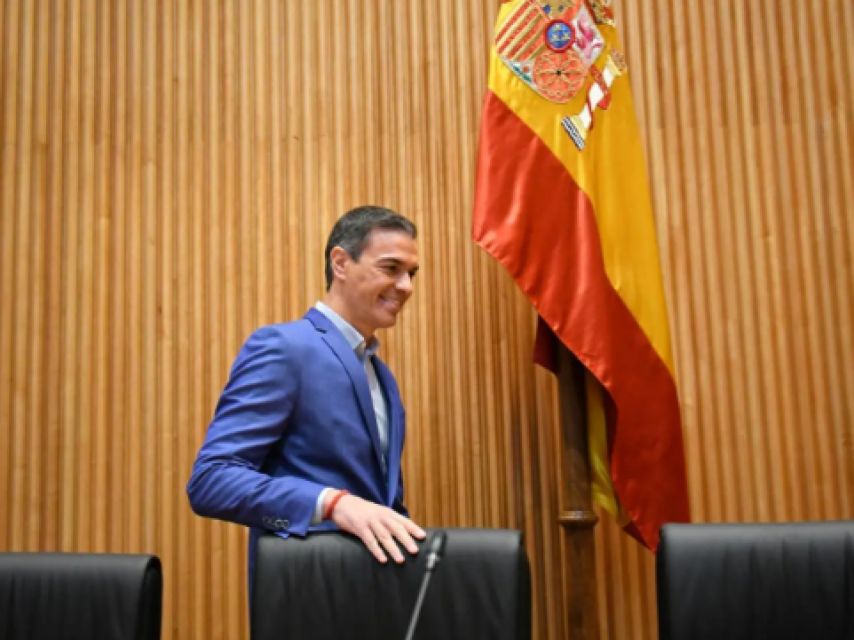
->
<box><xmin>328</xmin><ymin>493</ymin><xmax>426</xmax><ymax>563</ymax></box>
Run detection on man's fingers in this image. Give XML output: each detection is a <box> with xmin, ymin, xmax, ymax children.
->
<box><xmin>342</xmin><ymin>502</ymin><xmax>425</xmax><ymax>564</ymax></box>
<box><xmin>362</xmin><ymin>531</ymin><xmax>388</xmax><ymax>564</ymax></box>
<box><xmin>395</xmin><ymin>514</ymin><xmax>426</xmax><ymax>539</ymax></box>
<box><xmin>386</xmin><ymin>519</ymin><xmax>419</xmax><ymax>554</ymax></box>
<box><xmin>372</xmin><ymin>523</ymin><xmax>405</xmax><ymax>563</ymax></box>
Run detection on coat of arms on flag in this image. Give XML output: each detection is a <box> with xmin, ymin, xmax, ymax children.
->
<box><xmin>495</xmin><ymin>0</ymin><xmax>624</xmax><ymax>150</ymax></box>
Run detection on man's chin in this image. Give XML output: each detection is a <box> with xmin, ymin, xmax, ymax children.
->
<box><xmin>374</xmin><ymin>309</ymin><xmax>401</xmax><ymax>328</ymax></box>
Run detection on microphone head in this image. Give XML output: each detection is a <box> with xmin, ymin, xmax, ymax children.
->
<box><xmin>426</xmin><ymin>531</ymin><xmax>447</xmax><ymax>570</ymax></box>
<box><xmin>428</xmin><ymin>531</ymin><xmax>447</xmax><ymax>557</ymax></box>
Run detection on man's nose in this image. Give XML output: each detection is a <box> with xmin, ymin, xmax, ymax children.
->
<box><xmin>396</xmin><ymin>272</ymin><xmax>413</xmax><ymax>294</ymax></box>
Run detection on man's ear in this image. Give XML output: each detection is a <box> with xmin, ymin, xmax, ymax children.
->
<box><xmin>329</xmin><ymin>246</ymin><xmax>350</xmax><ymax>283</ymax></box>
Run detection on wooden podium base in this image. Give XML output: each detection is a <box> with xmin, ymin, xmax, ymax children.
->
<box><xmin>557</xmin><ymin>344</ymin><xmax>600</xmax><ymax>640</ymax></box>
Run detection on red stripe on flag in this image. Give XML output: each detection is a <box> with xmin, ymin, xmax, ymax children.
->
<box><xmin>473</xmin><ymin>91</ymin><xmax>690</xmax><ymax>550</ymax></box>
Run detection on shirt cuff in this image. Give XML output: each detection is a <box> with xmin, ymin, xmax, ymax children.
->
<box><xmin>311</xmin><ymin>488</ymin><xmax>333</xmax><ymax>525</ymax></box>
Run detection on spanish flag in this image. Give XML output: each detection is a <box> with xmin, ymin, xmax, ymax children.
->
<box><xmin>473</xmin><ymin>0</ymin><xmax>690</xmax><ymax>550</ymax></box>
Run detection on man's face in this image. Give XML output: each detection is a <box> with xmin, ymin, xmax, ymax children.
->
<box><xmin>333</xmin><ymin>229</ymin><xmax>419</xmax><ymax>338</ymax></box>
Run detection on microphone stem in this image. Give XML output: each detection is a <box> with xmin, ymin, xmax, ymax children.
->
<box><xmin>403</xmin><ymin>567</ymin><xmax>434</xmax><ymax>640</ymax></box>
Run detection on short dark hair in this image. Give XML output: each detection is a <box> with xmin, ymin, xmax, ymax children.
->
<box><xmin>324</xmin><ymin>206</ymin><xmax>417</xmax><ymax>290</ymax></box>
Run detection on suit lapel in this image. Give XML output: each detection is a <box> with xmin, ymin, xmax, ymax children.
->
<box><xmin>373</xmin><ymin>357</ymin><xmax>402</xmax><ymax>505</ymax></box>
<box><xmin>306</xmin><ymin>308</ymin><xmax>385</xmax><ymax>474</ymax></box>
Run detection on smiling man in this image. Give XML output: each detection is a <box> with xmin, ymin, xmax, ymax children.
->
<box><xmin>187</xmin><ymin>206</ymin><xmax>426</xmax><ymax>588</ymax></box>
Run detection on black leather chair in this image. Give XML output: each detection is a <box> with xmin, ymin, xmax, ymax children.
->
<box><xmin>251</xmin><ymin>528</ymin><xmax>531</xmax><ymax>640</ymax></box>
<box><xmin>657</xmin><ymin>522</ymin><xmax>854</xmax><ymax>640</ymax></box>
<box><xmin>0</xmin><ymin>553</ymin><xmax>162</xmax><ymax>640</ymax></box>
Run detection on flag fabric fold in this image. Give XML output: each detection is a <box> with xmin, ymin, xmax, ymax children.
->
<box><xmin>473</xmin><ymin>0</ymin><xmax>689</xmax><ymax>550</ymax></box>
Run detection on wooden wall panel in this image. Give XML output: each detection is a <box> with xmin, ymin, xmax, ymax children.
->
<box><xmin>0</xmin><ymin>1</ymin><xmax>852</xmax><ymax>639</ymax></box>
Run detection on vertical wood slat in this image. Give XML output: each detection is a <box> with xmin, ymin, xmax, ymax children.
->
<box><xmin>0</xmin><ymin>0</ymin><xmax>17</xmax><ymax>557</ymax></box>
<box><xmin>11</xmin><ymin>0</ymin><xmax>34</xmax><ymax>555</ymax></box>
<box><xmin>25</xmin><ymin>0</ymin><xmax>48</xmax><ymax>552</ymax></box>
<box><xmin>0</xmin><ymin>2</ymin><xmax>852</xmax><ymax>639</ymax></box>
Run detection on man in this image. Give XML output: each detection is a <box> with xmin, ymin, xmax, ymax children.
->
<box><xmin>187</xmin><ymin>205</ymin><xmax>426</xmax><ymax>586</ymax></box>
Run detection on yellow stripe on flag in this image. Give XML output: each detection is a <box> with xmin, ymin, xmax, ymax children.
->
<box><xmin>586</xmin><ymin>373</ymin><xmax>630</xmax><ymax>527</ymax></box>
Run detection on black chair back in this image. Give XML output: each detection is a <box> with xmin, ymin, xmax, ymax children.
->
<box><xmin>0</xmin><ymin>552</ymin><xmax>162</xmax><ymax>640</ymax></box>
<box><xmin>657</xmin><ymin>522</ymin><xmax>854</xmax><ymax>640</ymax></box>
<box><xmin>252</xmin><ymin>528</ymin><xmax>531</xmax><ymax>640</ymax></box>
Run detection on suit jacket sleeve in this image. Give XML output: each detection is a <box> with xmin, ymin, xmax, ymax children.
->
<box><xmin>186</xmin><ymin>325</ymin><xmax>323</xmax><ymax>535</ymax></box>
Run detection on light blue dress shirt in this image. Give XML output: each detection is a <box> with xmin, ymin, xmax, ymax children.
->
<box><xmin>311</xmin><ymin>301</ymin><xmax>390</xmax><ymax>522</ymax></box>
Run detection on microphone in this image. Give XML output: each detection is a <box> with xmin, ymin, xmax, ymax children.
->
<box><xmin>425</xmin><ymin>530</ymin><xmax>447</xmax><ymax>570</ymax></box>
<box><xmin>403</xmin><ymin>531</ymin><xmax>447</xmax><ymax>640</ymax></box>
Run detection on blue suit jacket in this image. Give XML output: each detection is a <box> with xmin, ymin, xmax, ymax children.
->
<box><xmin>187</xmin><ymin>308</ymin><xmax>408</xmax><ymax>584</ymax></box>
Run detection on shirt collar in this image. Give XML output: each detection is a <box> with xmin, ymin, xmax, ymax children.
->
<box><xmin>315</xmin><ymin>301</ymin><xmax>381</xmax><ymax>358</ymax></box>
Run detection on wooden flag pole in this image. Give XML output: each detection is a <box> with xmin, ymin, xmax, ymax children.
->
<box><xmin>557</xmin><ymin>342</ymin><xmax>600</xmax><ymax>640</ymax></box>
